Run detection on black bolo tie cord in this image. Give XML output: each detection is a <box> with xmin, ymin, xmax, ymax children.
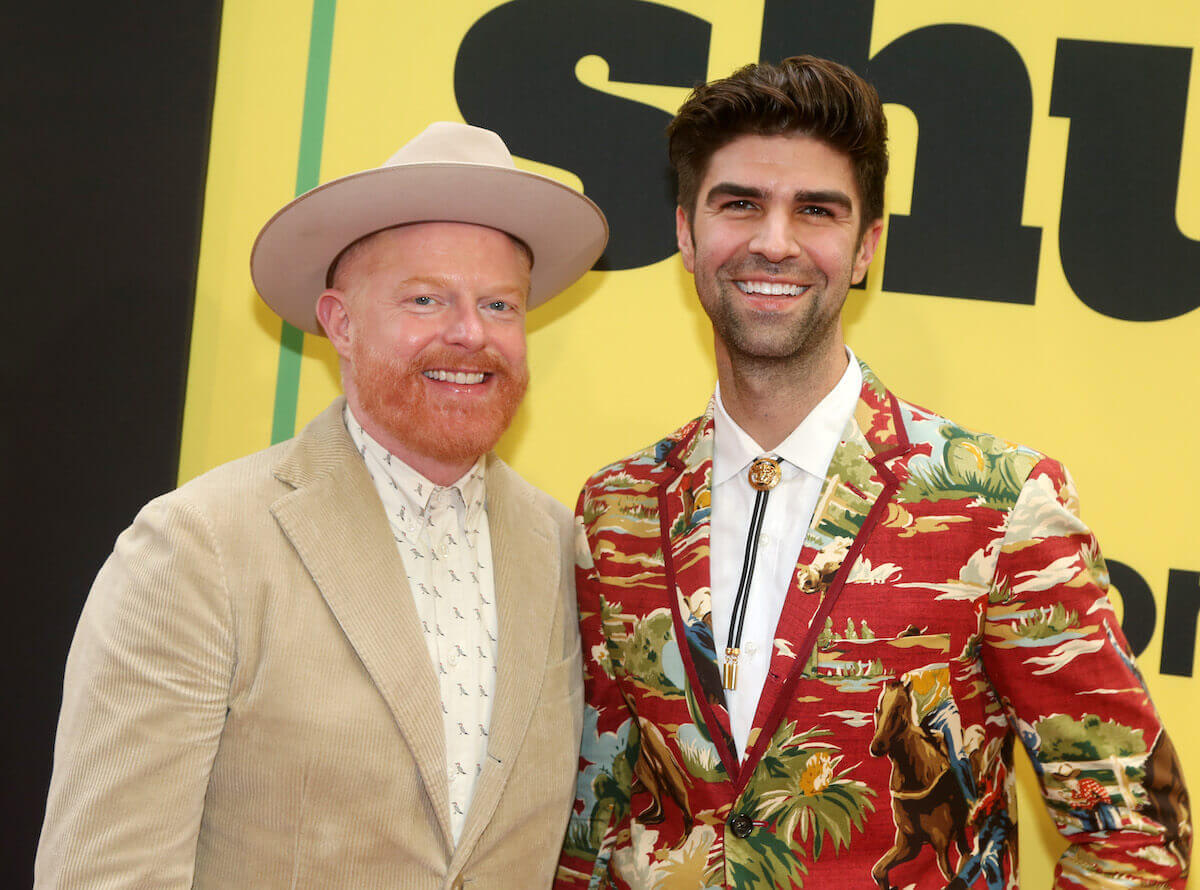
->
<box><xmin>727</xmin><ymin>476</ymin><xmax>773</xmax><ymax>660</ymax></box>
<box><xmin>715</xmin><ymin>455</ymin><xmax>782</xmax><ymax>695</ymax></box>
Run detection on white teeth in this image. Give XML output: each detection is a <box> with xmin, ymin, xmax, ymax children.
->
<box><xmin>424</xmin><ymin>370</ymin><xmax>486</xmax><ymax>384</ymax></box>
<box><xmin>736</xmin><ymin>281</ymin><xmax>807</xmax><ymax>296</ymax></box>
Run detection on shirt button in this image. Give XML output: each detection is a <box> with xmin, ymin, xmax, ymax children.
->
<box><xmin>758</xmin><ymin>533</ymin><xmax>771</xmax><ymax>548</ymax></box>
<box><xmin>447</xmin><ymin>652</ymin><xmax>460</xmax><ymax>667</ymax></box>
<box><xmin>729</xmin><ymin>813</ymin><xmax>754</xmax><ymax>838</ymax></box>
<box><xmin>744</xmin><ymin>641</ymin><xmax>758</xmax><ymax>656</ymax></box>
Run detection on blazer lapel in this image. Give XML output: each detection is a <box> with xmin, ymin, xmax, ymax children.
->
<box><xmin>658</xmin><ymin>408</ymin><xmax>741</xmax><ymax>776</ymax></box>
<box><xmin>449</xmin><ymin>457</ymin><xmax>560</xmax><ymax>863</ymax></box>
<box><xmin>739</xmin><ymin>363</ymin><xmax>913</xmax><ymax>783</ymax></box>
<box><xmin>269</xmin><ymin>400</ymin><xmax>453</xmax><ymax>847</ymax></box>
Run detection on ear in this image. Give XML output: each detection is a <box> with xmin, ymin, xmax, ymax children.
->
<box><xmin>850</xmin><ymin>218</ymin><xmax>884</xmax><ymax>285</ymax></box>
<box><xmin>316</xmin><ymin>289</ymin><xmax>353</xmax><ymax>360</ymax></box>
<box><xmin>675</xmin><ymin>206</ymin><xmax>696</xmax><ymax>273</ymax></box>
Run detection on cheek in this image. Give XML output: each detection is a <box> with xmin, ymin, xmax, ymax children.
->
<box><xmin>491</xmin><ymin>326</ymin><xmax>527</xmax><ymax>365</ymax></box>
<box><xmin>705</xmin><ymin>230</ymin><xmax>756</xmax><ymax>273</ymax></box>
<box><xmin>807</xmin><ymin>235</ymin><xmax>859</xmax><ymax>277</ymax></box>
<box><xmin>369</xmin><ymin>321</ymin><xmax>434</xmax><ymax>359</ymax></box>
<box><xmin>689</xmin><ymin>244</ymin><xmax>724</xmax><ymax>281</ymax></box>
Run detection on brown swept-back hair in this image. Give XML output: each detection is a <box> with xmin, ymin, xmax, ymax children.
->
<box><xmin>668</xmin><ymin>55</ymin><xmax>888</xmax><ymax>233</ymax></box>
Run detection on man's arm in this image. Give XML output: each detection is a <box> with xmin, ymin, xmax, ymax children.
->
<box><xmin>983</xmin><ymin>459</ymin><xmax>1190</xmax><ymax>888</ymax></box>
<box><xmin>555</xmin><ymin>511</ymin><xmax>638</xmax><ymax>889</ymax></box>
<box><xmin>35</xmin><ymin>493</ymin><xmax>234</xmax><ymax>889</ymax></box>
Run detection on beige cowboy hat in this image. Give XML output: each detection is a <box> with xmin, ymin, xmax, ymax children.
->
<box><xmin>251</xmin><ymin>121</ymin><xmax>609</xmax><ymax>334</ymax></box>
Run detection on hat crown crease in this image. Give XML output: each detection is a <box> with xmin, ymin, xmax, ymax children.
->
<box><xmin>386</xmin><ymin>122</ymin><xmax>514</xmax><ymax>169</ymax></box>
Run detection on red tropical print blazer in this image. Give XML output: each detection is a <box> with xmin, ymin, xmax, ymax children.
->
<box><xmin>555</xmin><ymin>361</ymin><xmax>1189</xmax><ymax>890</ymax></box>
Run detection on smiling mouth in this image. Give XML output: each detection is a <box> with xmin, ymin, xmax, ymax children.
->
<box><xmin>736</xmin><ymin>280</ymin><xmax>809</xmax><ymax>296</ymax></box>
<box><xmin>423</xmin><ymin>369</ymin><xmax>488</xmax><ymax>385</ymax></box>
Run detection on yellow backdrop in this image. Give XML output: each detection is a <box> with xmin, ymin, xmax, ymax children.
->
<box><xmin>181</xmin><ymin>1</ymin><xmax>1199</xmax><ymax>884</ymax></box>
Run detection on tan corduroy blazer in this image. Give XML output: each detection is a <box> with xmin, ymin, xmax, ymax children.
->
<box><xmin>35</xmin><ymin>399</ymin><xmax>583</xmax><ymax>889</ymax></box>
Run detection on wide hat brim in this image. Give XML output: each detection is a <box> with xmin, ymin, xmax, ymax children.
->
<box><xmin>251</xmin><ymin>160</ymin><xmax>608</xmax><ymax>334</ymax></box>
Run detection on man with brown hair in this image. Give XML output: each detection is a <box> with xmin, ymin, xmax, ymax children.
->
<box><xmin>556</xmin><ymin>57</ymin><xmax>1188</xmax><ymax>889</ymax></box>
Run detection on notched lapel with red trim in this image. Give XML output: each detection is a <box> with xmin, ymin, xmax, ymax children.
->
<box><xmin>735</xmin><ymin>374</ymin><xmax>914</xmax><ymax>781</ymax></box>
<box><xmin>655</xmin><ymin>408</ymin><xmax>743</xmax><ymax>773</ymax></box>
<box><xmin>652</xmin><ymin>371</ymin><xmax>916</xmax><ymax>786</ymax></box>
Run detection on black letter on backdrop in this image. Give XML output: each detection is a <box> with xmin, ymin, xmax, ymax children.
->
<box><xmin>454</xmin><ymin>0</ymin><xmax>710</xmax><ymax>270</ymax></box>
<box><xmin>760</xmin><ymin>0</ymin><xmax>1042</xmax><ymax>304</ymax></box>
<box><xmin>1107</xmin><ymin>559</ymin><xmax>1156</xmax><ymax>658</ymax></box>
<box><xmin>1161</xmin><ymin>570</ymin><xmax>1200</xmax><ymax>677</ymax></box>
<box><xmin>1051</xmin><ymin>41</ymin><xmax>1199</xmax><ymax>321</ymax></box>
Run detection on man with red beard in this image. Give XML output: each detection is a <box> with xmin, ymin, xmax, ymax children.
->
<box><xmin>36</xmin><ymin>122</ymin><xmax>607</xmax><ymax>890</ymax></box>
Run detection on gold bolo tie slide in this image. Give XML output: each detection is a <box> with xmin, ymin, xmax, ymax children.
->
<box><xmin>723</xmin><ymin>457</ymin><xmax>781</xmax><ymax>691</ymax></box>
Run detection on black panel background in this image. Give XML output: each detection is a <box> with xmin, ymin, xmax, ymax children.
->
<box><xmin>1</xmin><ymin>2</ymin><xmax>223</xmax><ymax>881</ymax></box>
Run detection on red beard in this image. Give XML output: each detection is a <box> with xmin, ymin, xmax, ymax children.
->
<box><xmin>352</xmin><ymin>342</ymin><xmax>529</xmax><ymax>467</ymax></box>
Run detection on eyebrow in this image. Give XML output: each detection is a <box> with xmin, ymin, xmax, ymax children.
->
<box><xmin>386</xmin><ymin>275</ymin><xmax>450</xmax><ymax>293</ymax></box>
<box><xmin>704</xmin><ymin>182</ymin><xmax>853</xmax><ymax>213</ymax></box>
<box><xmin>391</xmin><ymin>275</ymin><xmax>528</xmax><ymax>300</ymax></box>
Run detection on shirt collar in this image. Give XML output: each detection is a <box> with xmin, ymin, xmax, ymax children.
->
<box><xmin>343</xmin><ymin>403</ymin><xmax>487</xmax><ymax>526</ymax></box>
<box><xmin>712</xmin><ymin>347</ymin><xmax>862</xmax><ymax>485</ymax></box>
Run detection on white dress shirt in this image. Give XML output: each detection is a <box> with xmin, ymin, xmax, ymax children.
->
<box><xmin>710</xmin><ymin>350</ymin><xmax>862</xmax><ymax>758</ymax></box>
<box><xmin>345</xmin><ymin>406</ymin><xmax>498</xmax><ymax>844</ymax></box>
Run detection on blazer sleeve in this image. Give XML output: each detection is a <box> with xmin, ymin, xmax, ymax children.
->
<box><xmin>555</xmin><ymin>499</ymin><xmax>637</xmax><ymax>889</ymax></box>
<box><xmin>982</xmin><ymin>458</ymin><xmax>1191</xmax><ymax>888</ymax></box>
<box><xmin>35</xmin><ymin>492</ymin><xmax>235</xmax><ymax>889</ymax></box>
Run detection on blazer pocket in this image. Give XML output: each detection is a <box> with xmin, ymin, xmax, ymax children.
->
<box><xmin>535</xmin><ymin>633</ymin><xmax>583</xmax><ymax>732</ymax></box>
<box><xmin>526</xmin><ymin>638</ymin><xmax>584</xmax><ymax>784</ymax></box>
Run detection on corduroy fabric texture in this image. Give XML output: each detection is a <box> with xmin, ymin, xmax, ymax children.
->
<box><xmin>36</xmin><ymin>399</ymin><xmax>583</xmax><ymax>889</ymax></box>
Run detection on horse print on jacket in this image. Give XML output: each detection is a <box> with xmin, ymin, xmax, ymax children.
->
<box><xmin>869</xmin><ymin>676</ymin><xmax>970</xmax><ymax>888</ymax></box>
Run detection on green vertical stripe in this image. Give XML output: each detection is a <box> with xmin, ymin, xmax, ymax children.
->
<box><xmin>270</xmin><ymin>0</ymin><xmax>337</xmax><ymax>444</ymax></box>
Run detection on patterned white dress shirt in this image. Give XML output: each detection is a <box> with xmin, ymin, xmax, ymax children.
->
<box><xmin>710</xmin><ymin>349</ymin><xmax>862</xmax><ymax>758</ymax></box>
<box><xmin>345</xmin><ymin>406</ymin><xmax>498</xmax><ymax>844</ymax></box>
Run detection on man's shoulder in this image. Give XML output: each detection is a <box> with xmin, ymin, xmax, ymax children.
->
<box><xmin>858</xmin><ymin>360</ymin><xmax>1039</xmax><ymax>456</ymax></box>
<box><xmin>126</xmin><ymin>441</ymin><xmax>299</xmax><ymax>544</ymax></box>
<box><xmin>883</xmin><ymin>384</ymin><xmax>1064</xmax><ymax>506</ymax></box>
<box><xmin>485</xmin><ymin>455</ymin><xmax>572</xmax><ymax>529</ymax></box>
<box><xmin>146</xmin><ymin>400</ymin><xmax>353</xmax><ymax>521</ymax></box>
<box><xmin>173</xmin><ymin>440</ymin><xmax>295</xmax><ymax>504</ymax></box>
<box><xmin>580</xmin><ymin>415</ymin><xmax>704</xmax><ymax>497</ymax></box>
<box><xmin>892</xmin><ymin>390</ymin><xmax>1046</xmax><ymax>458</ymax></box>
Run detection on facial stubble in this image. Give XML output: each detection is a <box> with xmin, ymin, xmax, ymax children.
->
<box><xmin>700</xmin><ymin>257</ymin><xmax>844</xmax><ymax>371</ymax></box>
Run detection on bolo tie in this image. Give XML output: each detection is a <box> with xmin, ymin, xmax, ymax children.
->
<box><xmin>723</xmin><ymin>456</ymin><xmax>782</xmax><ymax>691</ymax></box>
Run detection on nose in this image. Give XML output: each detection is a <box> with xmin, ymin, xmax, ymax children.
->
<box><xmin>443</xmin><ymin>303</ymin><xmax>486</xmax><ymax>351</ymax></box>
<box><xmin>747</xmin><ymin>210</ymin><xmax>802</xmax><ymax>264</ymax></box>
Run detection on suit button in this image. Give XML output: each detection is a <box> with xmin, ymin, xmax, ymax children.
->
<box><xmin>729</xmin><ymin>813</ymin><xmax>754</xmax><ymax>838</ymax></box>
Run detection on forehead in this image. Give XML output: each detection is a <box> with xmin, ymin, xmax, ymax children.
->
<box><xmin>701</xmin><ymin>133</ymin><xmax>860</xmax><ymax>204</ymax></box>
<box><xmin>341</xmin><ymin>221</ymin><xmax>530</xmax><ymax>285</ymax></box>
